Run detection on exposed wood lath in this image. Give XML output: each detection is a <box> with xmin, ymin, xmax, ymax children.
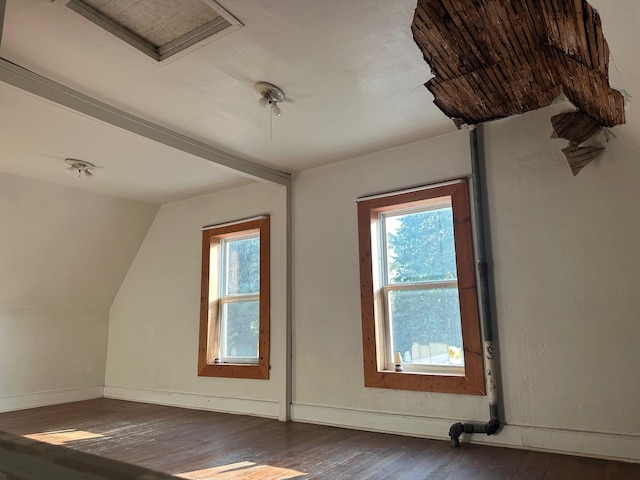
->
<box><xmin>551</xmin><ymin>111</ymin><xmax>602</xmax><ymax>145</ymax></box>
<box><xmin>551</xmin><ymin>111</ymin><xmax>605</xmax><ymax>175</ymax></box>
<box><xmin>562</xmin><ymin>144</ymin><xmax>604</xmax><ymax>176</ymax></box>
<box><xmin>412</xmin><ymin>0</ymin><xmax>626</xmax><ymax>128</ymax></box>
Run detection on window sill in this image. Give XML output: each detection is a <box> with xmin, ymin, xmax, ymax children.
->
<box><xmin>365</xmin><ymin>363</ymin><xmax>484</xmax><ymax>395</ymax></box>
<box><xmin>198</xmin><ymin>362</ymin><xmax>269</xmax><ymax>380</ymax></box>
<box><xmin>380</xmin><ymin>366</ymin><xmax>465</xmax><ymax>377</ymax></box>
<box><xmin>216</xmin><ymin>362</ymin><xmax>259</xmax><ymax>365</ymax></box>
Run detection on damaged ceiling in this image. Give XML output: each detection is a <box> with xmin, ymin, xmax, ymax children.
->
<box><xmin>411</xmin><ymin>0</ymin><xmax>626</xmax><ymax>129</ymax></box>
<box><xmin>0</xmin><ymin>1</ymin><xmax>638</xmax><ymax>199</ymax></box>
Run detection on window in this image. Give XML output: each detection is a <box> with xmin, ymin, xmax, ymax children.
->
<box><xmin>357</xmin><ymin>180</ymin><xmax>484</xmax><ymax>395</ymax></box>
<box><xmin>198</xmin><ymin>216</ymin><xmax>270</xmax><ymax>379</ymax></box>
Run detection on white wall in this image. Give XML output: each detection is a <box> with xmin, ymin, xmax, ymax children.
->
<box><xmin>12</xmin><ymin>100</ymin><xmax>638</xmax><ymax>461</ymax></box>
<box><xmin>291</xmin><ymin>103</ymin><xmax>640</xmax><ymax>461</ymax></box>
<box><xmin>104</xmin><ymin>181</ymin><xmax>288</xmax><ymax>419</ymax></box>
<box><xmin>485</xmin><ymin>107</ymin><xmax>640</xmax><ymax>435</ymax></box>
<box><xmin>0</xmin><ymin>172</ymin><xmax>158</xmax><ymax>412</ymax></box>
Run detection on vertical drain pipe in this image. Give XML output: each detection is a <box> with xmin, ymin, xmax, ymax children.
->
<box><xmin>449</xmin><ymin>124</ymin><xmax>501</xmax><ymax>447</ymax></box>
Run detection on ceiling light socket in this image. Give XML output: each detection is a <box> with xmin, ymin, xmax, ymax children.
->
<box><xmin>254</xmin><ymin>82</ymin><xmax>285</xmax><ymax>103</ymax></box>
<box><xmin>65</xmin><ymin>158</ymin><xmax>97</xmax><ymax>178</ymax></box>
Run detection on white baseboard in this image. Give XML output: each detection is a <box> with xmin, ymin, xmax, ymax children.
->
<box><xmin>0</xmin><ymin>386</ymin><xmax>104</xmax><ymax>413</ymax></box>
<box><xmin>291</xmin><ymin>403</ymin><xmax>640</xmax><ymax>464</ymax></box>
<box><xmin>104</xmin><ymin>385</ymin><xmax>280</xmax><ymax>419</ymax></box>
<box><xmin>5</xmin><ymin>388</ymin><xmax>636</xmax><ymax>463</ymax></box>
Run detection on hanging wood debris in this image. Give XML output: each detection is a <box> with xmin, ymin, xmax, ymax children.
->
<box><xmin>411</xmin><ymin>0</ymin><xmax>626</xmax><ymax>128</ymax></box>
<box><xmin>561</xmin><ymin>144</ymin><xmax>604</xmax><ymax>176</ymax></box>
<box><xmin>551</xmin><ymin>111</ymin><xmax>605</xmax><ymax>175</ymax></box>
<box><xmin>550</xmin><ymin>111</ymin><xmax>602</xmax><ymax>145</ymax></box>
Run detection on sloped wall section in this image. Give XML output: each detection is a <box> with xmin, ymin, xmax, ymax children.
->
<box><xmin>104</xmin><ymin>181</ymin><xmax>287</xmax><ymax>419</ymax></box>
<box><xmin>0</xmin><ymin>173</ymin><xmax>158</xmax><ymax>412</ymax></box>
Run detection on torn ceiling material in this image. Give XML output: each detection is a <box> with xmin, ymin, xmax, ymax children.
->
<box><xmin>561</xmin><ymin>143</ymin><xmax>604</xmax><ymax>176</ymax></box>
<box><xmin>551</xmin><ymin>110</ymin><xmax>606</xmax><ymax>176</ymax></box>
<box><xmin>551</xmin><ymin>111</ymin><xmax>602</xmax><ymax>145</ymax></box>
<box><xmin>411</xmin><ymin>0</ymin><xmax>626</xmax><ymax>128</ymax></box>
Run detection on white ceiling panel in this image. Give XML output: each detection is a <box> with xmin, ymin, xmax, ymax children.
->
<box><xmin>0</xmin><ymin>82</ymin><xmax>253</xmax><ymax>204</ymax></box>
<box><xmin>0</xmin><ymin>0</ymin><xmax>449</xmax><ymax>172</ymax></box>
<box><xmin>0</xmin><ymin>0</ymin><xmax>638</xmax><ymax>203</ymax></box>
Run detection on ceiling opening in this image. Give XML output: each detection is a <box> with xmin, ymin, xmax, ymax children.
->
<box><xmin>64</xmin><ymin>0</ymin><xmax>242</xmax><ymax>62</ymax></box>
<box><xmin>410</xmin><ymin>0</ymin><xmax>628</xmax><ymax>175</ymax></box>
<box><xmin>411</xmin><ymin>0</ymin><xmax>626</xmax><ymax>129</ymax></box>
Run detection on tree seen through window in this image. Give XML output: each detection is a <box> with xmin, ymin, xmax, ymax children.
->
<box><xmin>385</xmin><ymin>206</ymin><xmax>463</xmax><ymax>365</ymax></box>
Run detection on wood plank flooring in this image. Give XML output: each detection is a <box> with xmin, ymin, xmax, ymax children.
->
<box><xmin>0</xmin><ymin>399</ymin><xmax>638</xmax><ymax>479</ymax></box>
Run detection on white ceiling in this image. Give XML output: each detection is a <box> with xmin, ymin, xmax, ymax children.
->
<box><xmin>0</xmin><ymin>0</ymin><xmax>638</xmax><ymax>204</ymax></box>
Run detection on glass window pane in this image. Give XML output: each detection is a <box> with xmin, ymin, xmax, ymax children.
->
<box><xmin>388</xmin><ymin>288</ymin><xmax>464</xmax><ymax>366</ymax></box>
<box><xmin>222</xmin><ymin>301</ymin><xmax>259</xmax><ymax>359</ymax></box>
<box><xmin>385</xmin><ymin>206</ymin><xmax>457</xmax><ymax>284</ymax></box>
<box><xmin>224</xmin><ymin>236</ymin><xmax>260</xmax><ymax>295</ymax></box>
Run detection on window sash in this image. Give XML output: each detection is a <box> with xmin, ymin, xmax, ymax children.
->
<box><xmin>218</xmin><ymin>295</ymin><xmax>260</xmax><ymax>364</ymax></box>
<box><xmin>218</xmin><ymin>232</ymin><xmax>260</xmax><ymax>363</ymax></box>
<box><xmin>219</xmin><ymin>294</ymin><xmax>260</xmax><ymax>303</ymax></box>
<box><xmin>382</xmin><ymin>284</ymin><xmax>464</xmax><ymax>374</ymax></box>
<box><xmin>220</xmin><ymin>234</ymin><xmax>260</xmax><ymax>297</ymax></box>
<box><xmin>379</xmin><ymin>202</ymin><xmax>461</xmax><ymax>373</ymax></box>
<box><xmin>382</xmin><ymin>280</ymin><xmax>457</xmax><ymax>292</ymax></box>
<box><xmin>356</xmin><ymin>179</ymin><xmax>484</xmax><ymax>394</ymax></box>
<box><xmin>379</xmin><ymin>201</ymin><xmax>455</xmax><ymax>287</ymax></box>
<box><xmin>198</xmin><ymin>215</ymin><xmax>270</xmax><ymax>380</ymax></box>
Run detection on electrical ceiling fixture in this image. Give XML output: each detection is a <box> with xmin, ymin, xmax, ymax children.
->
<box><xmin>65</xmin><ymin>158</ymin><xmax>96</xmax><ymax>179</ymax></box>
<box><xmin>254</xmin><ymin>82</ymin><xmax>285</xmax><ymax>117</ymax></box>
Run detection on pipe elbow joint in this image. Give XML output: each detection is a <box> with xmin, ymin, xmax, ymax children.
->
<box><xmin>449</xmin><ymin>422</ymin><xmax>464</xmax><ymax>437</ymax></box>
<box><xmin>449</xmin><ymin>422</ymin><xmax>464</xmax><ymax>447</ymax></box>
<box><xmin>487</xmin><ymin>419</ymin><xmax>501</xmax><ymax>436</ymax></box>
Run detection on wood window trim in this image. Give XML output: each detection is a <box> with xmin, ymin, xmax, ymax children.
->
<box><xmin>198</xmin><ymin>216</ymin><xmax>270</xmax><ymax>380</ymax></box>
<box><xmin>357</xmin><ymin>180</ymin><xmax>484</xmax><ymax>395</ymax></box>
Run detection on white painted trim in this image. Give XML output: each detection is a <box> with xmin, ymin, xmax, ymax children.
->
<box><xmin>202</xmin><ymin>0</ymin><xmax>243</xmax><ymax>28</ymax></box>
<box><xmin>356</xmin><ymin>179</ymin><xmax>464</xmax><ymax>202</ymax></box>
<box><xmin>104</xmin><ymin>385</ymin><xmax>280</xmax><ymax>419</ymax></box>
<box><xmin>4</xmin><ymin>388</ymin><xmax>637</xmax><ymax>463</ymax></box>
<box><xmin>291</xmin><ymin>403</ymin><xmax>640</xmax><ymax>464</ymax></box>
<box><xmin>61</xmin><ymin>0</ymin><xmax>243</xmax><ymax>66</ymax></box>
<box><xmin>0</xmin><ymin>56</ymin><xmax>294</xmax><ymax>424</ymax></box>
<box><xmin>0</xmin><ymin>386</ymin><xmax>104</xmax><ymax>413</ymax></box>
<box><xmin>65</xmin><ymin>0</ymin><xmax>159</xmax><ymax>60</ymax></box>
<box><xmin>0</xmin><ymin>57</ymin><xmax>291</xmax><ymax>186</ymax></box>
<box><xmin>281</xmin><ymin>184</ymin><xmax>293</xmax><ymax>422</ymax></box>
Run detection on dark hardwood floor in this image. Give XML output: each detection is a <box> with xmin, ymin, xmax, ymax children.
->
<box><xmin>0</xmin><ymin>399</ymin><xmax>637</xmax><ymax>479</ymax></box>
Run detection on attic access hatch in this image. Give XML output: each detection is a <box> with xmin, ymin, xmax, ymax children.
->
<box><xmin>62</xmin><ymin>0</ymin><xmax>242</xmax><ymax>63</ymax></box>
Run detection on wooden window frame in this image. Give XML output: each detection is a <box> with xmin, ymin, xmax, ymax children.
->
<box><xmin>357</xmin><ymin>180</ymin><xmax>484</xmax><ymax>395</ymax></box>
<box><xmin>198</xmin><ymin>216</ymin><xmax>270</xmax><ymax>379</ymax></box>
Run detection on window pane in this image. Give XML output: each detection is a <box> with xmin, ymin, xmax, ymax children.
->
<box><xmin>385</xmin><ymin>206</ymin><xmax>457</xmax><ymax>284</ymax></box>
<box><xmin>222</xmin><ymin>301</ymin><xmax>259</xmax><ymax>358</ymax></box>
<box><xmin>388</xmin><ymin>288</ymin><xmax>464</xmax><ymax>366</ymax></box>
<box><xmin>224</xmin><ymin>236</ymin><xmax>260</xmax><ymax>295</ymax></box>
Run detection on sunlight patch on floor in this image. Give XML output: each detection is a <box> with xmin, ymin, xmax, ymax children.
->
<box><xmin>25</xmin><ymin>428</ymin><xmax>104</xmax><ymax>445</ymax></box>
<box><xmin>178</xmin><ymin>461</ymin><xmax>306</xmax><ymax>479</ymax></box>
